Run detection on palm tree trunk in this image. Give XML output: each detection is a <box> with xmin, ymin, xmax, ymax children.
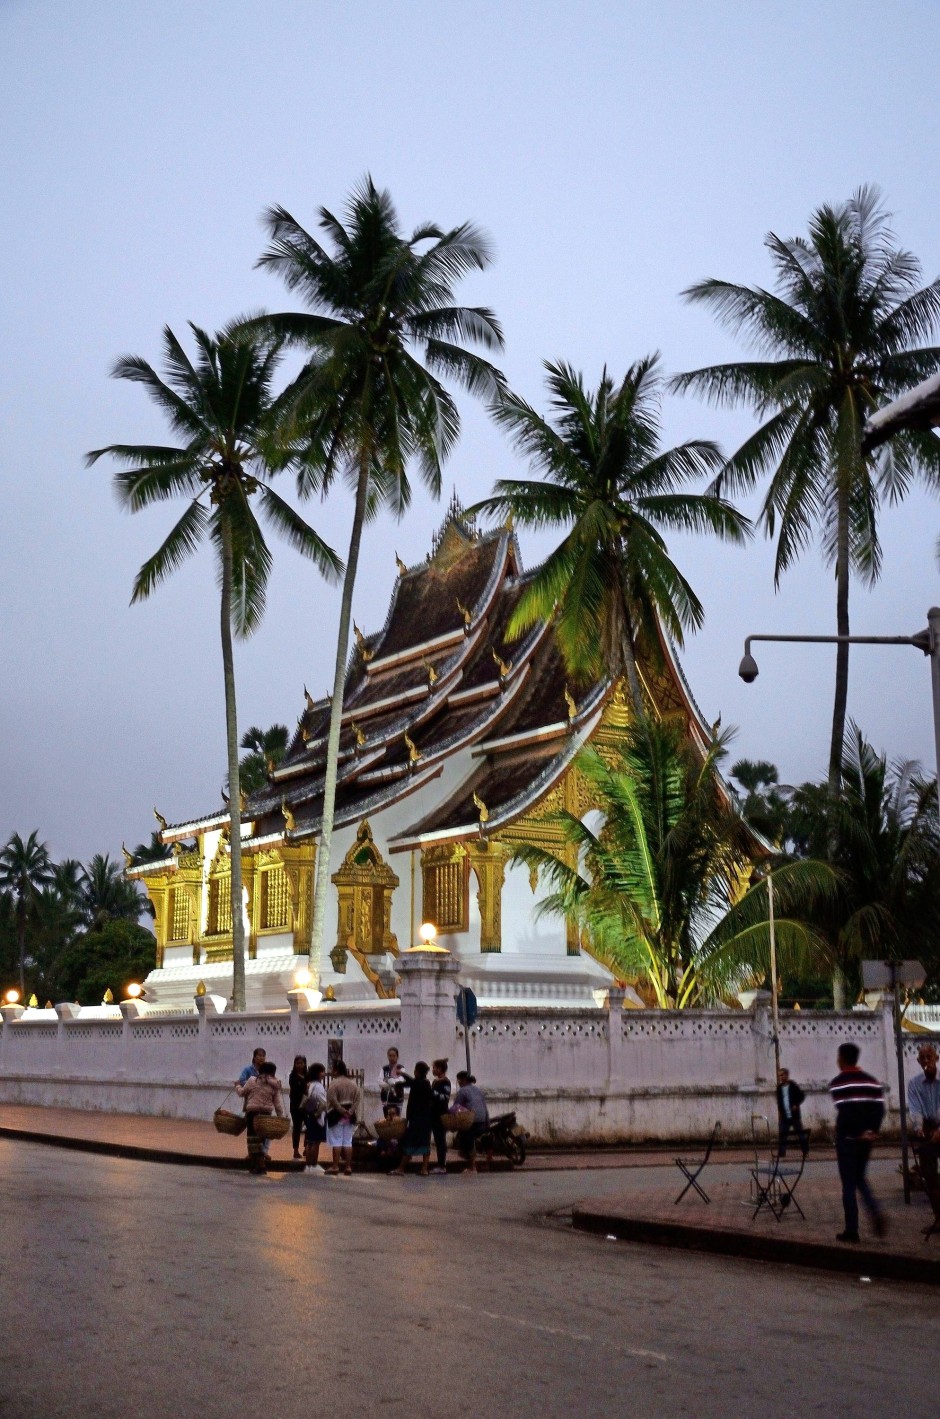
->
<box><xmin>828</xmin><ymin>486</ymin><xmax>850</xmax><ymax>797</ymax></box>
<box><xmin>220</xmin><ymin>514</ymin><xmax>246</xmax><ymax>1012</ymax></box>
<box><xmin>16</xmin><ymin>899</ymin><xmax>26</xmax><ymax>999</ymax></box>
<box><xmin>308</xmin><ymin>447</ymin><xmax>372</xmax><ymax>979</ymax></box>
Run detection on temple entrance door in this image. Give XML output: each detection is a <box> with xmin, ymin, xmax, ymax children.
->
<box><xmin>330</xmin><ymin>820</ymin><xmax>400</xmax><ymax>992</ymax></box>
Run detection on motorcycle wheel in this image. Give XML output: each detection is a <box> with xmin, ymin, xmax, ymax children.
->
<box><xmin>506</xmin><ymin>1133</ymin><xmax>526</xmax><ymax>1166</ymax></box>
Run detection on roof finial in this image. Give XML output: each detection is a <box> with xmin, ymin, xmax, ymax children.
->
<box><xmin>304</xmin><ymin>684</ymin><xmax>315</xmax><ymax>712</ymax></box>
<box><xmin>564</xmin><ymin>684</ymin><xmax>577</xmax><ymax>722</ymax></box>
<box><xmin>281</xmin><ymin>799</ymin><xmax>296</xmax><ymax>833</ymax></box>
<box><xmin>395</xmin><ymin>552</ymin><xmax>408</xmax><ymax>578</ymax></box>
<box><xmin>153</xmin><ymin>806</ymin><xmax>168</xmax><ymax>832</ymax></box>
<box><xmin>353</xmin><ymin>622</ymin><xmax>374</xmax><ymax>662</ymax></box>
<box><xmin>456</xmin><ymin>597</ymin><xmax>472</xmax><ymax>631</ymax></box>
<box><xmin>424</xmin><ymin>659</ymin><xmax>439</xmax><ymax>686</ymax></box>
<box><xmin>121</xmin><ymin>842</ymin><xmax>134</xmax><ymax>870</ymax></box>
<box><xmin>404</xmin><ymin>732</ymin><xmax>422</xmax><ymax>765</ymax></box>
<box><xmin>492</xmin><ymin>647</ymin><xmax>512</xmax><ymax>680</ymax></box>
<box><xmin>473</xmin><ymin>791</ymin><xmax>489</xmax><ymax>826</ymax></box>
<box><xmin>350</xmin><ymin>722</ymin><xmax>366</xmax><ymax>749</ymax></box>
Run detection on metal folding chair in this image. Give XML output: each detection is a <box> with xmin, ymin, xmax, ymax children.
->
<box><xmin>750</xmin><ymin>1114</ymin><xmax>784</xmax><ymax>1220</ymax></box>
<box><xmin>674</xmin><ymin>1122</ymin><xmax>721</xmax><ymax>1204</ymax></box>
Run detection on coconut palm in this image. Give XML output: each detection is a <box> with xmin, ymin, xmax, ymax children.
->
<box><xmin>237</xmin><ymin>723</ymin><xmax>290</xmax><ymax>796</ymax></box>
<box><xmin>81</xmin><ymin>854</ymin><xmax>148</xmax><ymax>929</ymax></box>
<box><xmin>787</xmin><ymin>727</ymin><xmax>940</xmax><ymax>1004</ymax></box>
<box><xmin>128</xmin><ymin>832</ymin><xmax>169</xmax><ymax>867</ymax></box>
<box><xmin>511</xmin><ymin>716</ymin><xmax>833</xmax><ymax>1007</ymax></box>
<box><xmin>249</xmin><ymin>177</ymin><xmax>505</xmax><ymax>965</ymax></box>
<box><xmin>0</xmin><ymin>830</ymin><xmax>54</xmax><ymax>996</ymax></box>
<box><xmin>471</xmin><ymin>358</ymin><xmax>749</xmax><ymax>707</ymax></box>
<box><xmin>730</xmin><ymin>759</ymin><xmax>793</xmax><ymax>847</ymax></box>
<box><xmin>671</xmin><ymin>187</ymin><xmax>940</xmax><ymax>791</ymax></box>
<box><xmin>87</xmin><ymin>325</ymin><xmax>342</xmax><ymax>1009</ymax></box>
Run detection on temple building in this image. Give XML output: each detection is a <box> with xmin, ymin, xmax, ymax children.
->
<box><xmin>130</xmin><ymin>498</ymin><xmax>717</xmax><ymax>1011</ymax></box>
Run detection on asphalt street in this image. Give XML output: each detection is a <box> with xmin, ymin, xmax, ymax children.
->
<box><xmin>0</xmin><ymin>1141</ymin><xmax>919</xmax><ymax>1419</ymax></box>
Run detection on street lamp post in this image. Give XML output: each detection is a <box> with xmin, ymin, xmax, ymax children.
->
<box><xmin>737</xmin><ymin>608</ymin><xmax>940</xmax><ymax>789</ymax></box>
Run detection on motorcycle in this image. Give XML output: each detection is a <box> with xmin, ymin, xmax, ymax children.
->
<box><xmin>477</xmin><ymin>1110</ymin><xmax>527</xmax><ymax>1166</ymax></box>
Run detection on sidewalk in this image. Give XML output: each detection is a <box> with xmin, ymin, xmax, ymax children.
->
<box><xmin>0</xmin><ymin>1102</ymin><xmax>837</xmax><ymax>1173</ymax></box>
<box><xmin>573</xmin><ymin>1174</ymin><xmax>940</xmax><ymax>1284</ymax></box>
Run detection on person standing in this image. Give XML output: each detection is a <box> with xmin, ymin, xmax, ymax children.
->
<box><xmin>430</xmin><ymin>1058</ymin><xmax>451</xmax><ymax>1175</ymax></box>
<box><xmin>326</xmin><ymin>1059</ymin><xmax>359</xmax><ymax>1176</ymax></box>
<box><xmin>236</xmin><ymin>1060</ymin><xmax>285</xmax><ymax>1174</ymax></box>
<box><xmin>392</xmin><ymin>1061</ymin><xmax>433</xmax><ymax>1177</ymax></box>
<box><xmin>288</xmin><ymin>1054</ymin><xmax>308</xmax><ymax>1160</ymax></box>
<box><xmin>237</xmin><ymin>1047</ymin><xmax>269</xmax><ymax>1159</ymax></box>
<box><xmin>453</xmin><ymin>1071</ymin><xmax>489</xmax><ymax>1175</ymax></box>
<box><xmin>829</xmin><ymin>1042</ymin><xmax>887</xmax><ymax>1243</ymax></box>
<box><xmin>303</xmin><ymin>1062</ymin><xmax>328</xmax><ymax>1175</ymax></box>
<box><xmin>907</xmin><ymin>1043</ymin><xmax>940</xmax><ymax>1218</ymax></box>
<box><xmin>776</xmin><ymin>1067</ymin><xmax>809</xmax><ymax>1157</ymax></box>
<box><xmin>379</xmin><ymin>1046</ymin><xmax>407</xmax><ymax>1118</ymax></box>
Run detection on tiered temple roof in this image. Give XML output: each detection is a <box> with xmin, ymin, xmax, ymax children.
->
<box><xmin>155</xmin><ymin>499</ymin><xmax>715</xmax><ymax>854</ymax></box>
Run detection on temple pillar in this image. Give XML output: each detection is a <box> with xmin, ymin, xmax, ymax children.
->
<box><xmin>397</xmin><ymin>951</ymin><xmax>460</xmax><ymax>1066</ymax></box>
<box><xmin>468</xmin><ymin>840</ymin><xmax>508</xmax><ymax>952</ymax></box>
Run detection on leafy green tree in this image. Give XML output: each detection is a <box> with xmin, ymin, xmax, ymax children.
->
<box><xmin>787</xmin><ymin>727</ymin><xmax>940</xmax><ymax>1005</ymax></box>
<box><xmin>472</xmin><ymin>358</ymin><xmax>748</xmax><ymax>708</ymax></box>
<box><xmin>671</xmin><ymin>187</ymin><xmax>940</xmax><ymax>791</ymax></box>
<box><xmin>0</xmin><ymin>831</ymin><xmax>54</xmax><ymax>996</ymax></box>
<box><xmin>237</xmin><ymin>723</ymin><xmax>289</xmax><ymax>795</ymax></box>
<box><xmin>730</xmin><ymin>759</ymin><xmax>793</xmax><ymax>846</ymax></box>
<box><xmin>80</xmin><ymin>853</ymin><xmax>148</xmax><ymax>929</ymax></box>
<box><xmin>512</xmin><ymin>715</ymin><xmax>833</xmax><ymax>1007</ymax></box>
<box><xmin>87</xmin><ymin>326</ymin><xmax>341</xmax><ymax>1009</ymax></box>
<box><xmin>250</xmin><ymin>177</ymin><xmax>505</xmax><ymax>965</ymax></box>
<box><xmin>48</xmin><ymin>919</ymin><xmax>157</xmax><ymax>1007</ymax></box>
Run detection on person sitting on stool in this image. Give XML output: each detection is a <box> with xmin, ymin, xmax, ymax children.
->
<box><xmin>776</xmin><ymin>1067</ymin><xmax>809</xmax><ymax>1157</ymax></box>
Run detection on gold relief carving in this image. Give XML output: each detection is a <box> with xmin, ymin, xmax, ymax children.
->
<box><xmin>467</xmin><ymin>840</ymin><xmax>508</xmax><ymax>953</ymax></box>
<box><xmin>421</xmin><ymin>844</ymin><xmax>470</xmax><ymax>933</ymax></box>
<box><xmin>331</xmin><ymin>822</ymin><xmax>399</xmax><ymax>989</ymax></box>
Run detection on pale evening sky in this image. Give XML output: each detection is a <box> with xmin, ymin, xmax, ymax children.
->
<box><xmin>1</xmin><ymin>0</ymin><xmax>939</xmax><ymax>864</ymax></box>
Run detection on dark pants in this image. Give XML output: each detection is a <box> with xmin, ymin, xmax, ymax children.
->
<box><xmin>778</xmin><ymin>1114</ymin><xmax>809</xmax><ymax>1157</ymax></box>
<box><xmin>290</xmin><ymin>1106</ymin><xmax>305</xmax><ymax>1152</ymax></box>
<box><xmin>246</xmin><ymin>1112</ymin><xmax>266</xmax><ymax>1171</ymax></box>
<box><xmin>457</xmin><ymin>1121</ymin><xmax>486</xmax><ymax>1163</ymax></box>
<box><xmin>914</xmin><ymin>1136</ymin><xmax>940</xmax><ymax>1214</ymax></box>
<box><xmin>432</xmin><ymin>1117</ymin><xmax>448</xmax><ymax>1169</ymax></box>
<box><xmin>836</xmin><ymin>1136</ymin><xmax>880</xmax><ymax>1235</ymax></box>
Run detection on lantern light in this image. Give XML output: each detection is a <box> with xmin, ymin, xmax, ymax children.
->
<box><xmin>4</xmin><ymin>989</ymin><xmax>20</xmax><ymax>1005</ymax></box>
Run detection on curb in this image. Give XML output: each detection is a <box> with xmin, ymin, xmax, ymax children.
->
<box><xmin>0</xmin><ymin>1125</ymin><xmax>305</xmax><ymax>1173</ymax></box>
<box><xmin>571</xmin><ymin>1206</ymin><xmax>940</xmax><ymax>1285</ymax></box>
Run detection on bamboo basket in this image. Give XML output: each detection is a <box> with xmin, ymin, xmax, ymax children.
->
<box><xmin>213</xmin><ymin>1108</ymin><xmax>247</xmax><ymax>1137</ymax></box>
<box><xmin>374</xmin><ymin>1117</ymin><xmax>407</xmax><ymax>1141</ymax></box>
<box><xmin>440</xmin><ymin>1109</ymin><xmax>474</xmax><ymax>1133</ymax></box>
<box><xmin>253</xmin><ymin>1113</ymin><xmax>291</xmax><ymax>1140</ymax></box>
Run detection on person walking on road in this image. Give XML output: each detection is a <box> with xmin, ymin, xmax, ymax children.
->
<box><xmin>236</xmin><ymin>1060</ymin><xmax>285</xmax><ymax>1175</ymax></box>
<box><xmin>236</xmin><ymin>1047</ymin><xmax>270</xmax><ymax>1160</ymax></box>
<box><xmin>829</xmin><ymin>1042</ymin><xmax>886</xmax><ymax>1243</ymax></box>
<box><xmin>288</xmin><ymin>1054</ymin><xmax>308</xmax><ymax>1160</ymax></box>
<box><xmin>303</xmin><ymin>1062</ymin><xmax>328</xmax><ymax>1175</ymax></box>
<box><xmin>392</xmin><ymin>1061</ymin><xmax>433</xmax><ymax>1177</ymax></box>
<box><xmin>326</xmin><ymin>1059</ymin><xmax>359</xmax><ymax>1176</ymax></box>
<box><xmin>430</xmin><ymin>1058</ymin><xmax>451</xmax><ymax>1174</ymax></box>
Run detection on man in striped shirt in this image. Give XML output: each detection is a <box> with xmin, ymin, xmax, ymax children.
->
<box><xmin>829</xmin><ymin>1042</ymin><xmax>887</xmax><ymax>1243</ymax></box>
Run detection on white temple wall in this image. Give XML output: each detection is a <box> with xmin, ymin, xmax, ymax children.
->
<box><xmin>501</xmin><ymin>859</ymin><xmax>566</xmax><ymax>955</ymax></box>
<box><xmin>1</xmin><ymin>988</ymin><xmax>930</xmax><ymax>1144</ymax></box>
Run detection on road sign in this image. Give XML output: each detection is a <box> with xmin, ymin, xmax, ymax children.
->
<box><xmin>456</xmin><ymin>987</ymin><xmax>478</xmax><ymax>1027</ymax></box>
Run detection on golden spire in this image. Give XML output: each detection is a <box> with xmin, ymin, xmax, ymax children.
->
<box><xmin>103</xmin><ymin>988</ymin><xmax>114</xmax><ymax>1005</ymax></box>
<box><xmin>404</xmin><ymin>732</ymin><xmax>421</xmax><ymax>765</ymax></box>
<box><xmin>395</xmin><ymin>552</ymin><xmax>408</xmax><ymax>577</ymax></box>
<box><xmin>503</xmin><ymin>509</ymin><xmax>515</xmax><ymax>531</ymax></box>
<box><xmin>351</xmin><ymin>722</ymin><xmax>366</xmax><ymax>748</ymax></box>
<box><xmin>153</xmin><ymin>806</ymin><xmax>168</xmax><ymax>832</ymax></box>
<box><xmin>564</xmin><ymin>684</ymin><xmax>577</xmax><ymax>721</ymax></box>
<box><xmin>353</xmin><ymin>622</ymin><xmax>374</xmax><ymax>661</ymax></box>
<box><xmin>195</xmin><ymin>980</ymin><xmax>207</xmax><ymax>997</ymax></box>
<box><xmin>28</xmin><ymin>993</ymin><xmax>38</xmax><ymax>1009</ymax></box>
<box><xmin>424</xmin><ymin>659</ymin><xmax>439</xmax><ymax>685</ymax></box>
<box><xmin>281</xmin><ymin>799</ymin><xmax>296</xmax><ymax>832</ymax></box>
<box><xmin>491</xmin><ymin>647</ymin><xmax>512</xmax><ymax>679</ymax></box>
<box><xmin>473</xmin><ymin>791</ymin><xmax>489</xmax><ymax>824</ymax></box>
<box><xmin>304</xmin><ymin>684</ymin><xmax>315</xmax><ymax>712</ymax></box>
<box><xmin>121</xmin><ymin>842</ymin><xmax>134</xmax><ymax>870</ymax></box>
<box><xmin>455</xmin><ymin>597</ymin><xmax>472</xmax><ymax>630</ymax></box>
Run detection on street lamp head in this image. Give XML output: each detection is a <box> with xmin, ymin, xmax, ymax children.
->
<box><xmin>738</xmin><ymin>652</ymin><xmax>759</xmax><ymax>684</ymax></box>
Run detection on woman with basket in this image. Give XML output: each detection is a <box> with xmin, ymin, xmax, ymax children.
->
<box><xmin>391</xmin><ymin>1061</ymin><xmax>434</xmax><ymax>1177</ymax></box>
<box><xmin>236</xmin><ymin>1061</ymin><xmax>287</xmax><ymax>1174</ymax></box>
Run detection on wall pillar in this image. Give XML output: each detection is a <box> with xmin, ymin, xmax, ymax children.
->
<box><xmin>605</xmin><ymin>987</ymin><xmax>626</xmax><ymax>1088</ymax></box>
<box><xmin>750</xmin><ymin>991</ymin><xmax>774</xmax><ymax>1086</ymax></box>
<box><xmin>397</xmin><ymin>951</ymin><xmax>460</xmax><ymax>1067</ymax></box>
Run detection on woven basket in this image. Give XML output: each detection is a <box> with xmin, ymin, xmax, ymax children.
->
<box><xmin>253</xmin><ymin>1113</ymin><xmax>291</xmax><ymax>1140</ymax></box>
<box><xmin>213</xmin><ymin>1108</ymin><xmax>247</xmax><ymax>1137</ymax></box>
<box><xmin>374</xmin><ymin>1117</ymin><xmax>407</xmax><ymax>1141</ymax></box>
<box><xmin>440</xmin><ymin>1109</ymin><xmax>474</xmax><ymax>1133</ymax></box>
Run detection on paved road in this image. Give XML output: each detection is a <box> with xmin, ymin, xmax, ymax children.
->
<box><xmin>0</xmin><ymin>1141</ymin><xmax>919</xmax><ymax>1419</ymax></box>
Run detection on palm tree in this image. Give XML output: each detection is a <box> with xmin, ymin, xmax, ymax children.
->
<box><xmin>511</xmin><ymin>716</ymin><xmax>833</xmax><ymax>1007</ymax></box>
<box><xmin>81</xmin><ymin>854</ymin><xmax>148</xmax><ymax>930</ymax></box>
<box><xmin>788</xmin><ymin>727</ymin><xmax>940</xmax><ymax>1005</ymax></box>
<box><xmin>129</xmin><ymin>832</ymin><xmax>169</xmax><ymax>867</ymax></box>
<box><xmin>0</xmin><ymin>831</ymin><xmax>54</xmax><ymax>996</ymax></box>
<box><xmin>671</xmin><ymin>187</ymin><xmax>940</xmax><ymax>792</ymax></box>
<box><xmin>87</xmin><ymin>325</ymin><xmax>342</xmax><ymax>1009</ymax></box>
<box><xmin>730</xmin><ymin>759</ymin><xmax>793</xmax><ymax>847</ymax></box>
<box><xmin>237</xmin><ymin>723</ymin><xmax>290</xmax><ymax>796</ymax></box>
<box><xmin>471</xmin><ymin>358</ymin><xmax>749</xmax><ymax>708</ymax></box>
<box><xmin>249</xmin><ymin>177</ymin><xmax>505</xmax><ymax>966</ymax></box>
